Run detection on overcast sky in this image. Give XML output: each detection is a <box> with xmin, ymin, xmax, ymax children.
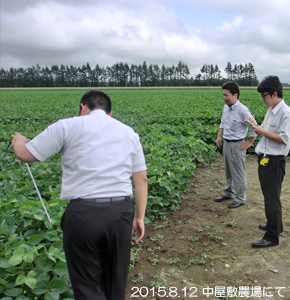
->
<box><xmin>1</xmin><ymin>0</ymin><xmax>290</xmax><ymax>83</ymax></box>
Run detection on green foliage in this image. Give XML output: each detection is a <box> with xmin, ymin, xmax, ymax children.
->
<box><xmin>0</xmin><ymin>196</ymin><xmax>73</xmax><ymax>299</ymax></box>
<box><xmin>0</xmin><ymin>61</ymin><xmax>258</xmax><ymax>88</ymax></box>
<box><xmin>2</xmin><ymin>87</ymin><xmax>289</xmax><ymax>298</ymax></box>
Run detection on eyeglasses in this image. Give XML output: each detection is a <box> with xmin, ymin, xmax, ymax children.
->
<box><xmin>261</xmin><ymin>93</ymin><xmax>270</xmax><ymax>99</ymax></box>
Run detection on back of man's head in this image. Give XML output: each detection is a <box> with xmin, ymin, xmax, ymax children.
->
<box><xmin>222</xmin><ymin>81</ymin><xmax>240</xmax><ymax>98</ymax></box>
<box><xmin>257</xmin><ymin>76</ymin><xmax>283</xmax><ymax>98</ymax></box>
<box><xmin>80</xmin><ymin>90</ymin><xmax>112</xmax><ymax>114</ymax></box>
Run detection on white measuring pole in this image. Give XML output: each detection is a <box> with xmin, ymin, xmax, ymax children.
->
<box><xmin>25</xmin><ymin>163</ymin><xmax>52</xmax><ymax>224</ymax></box>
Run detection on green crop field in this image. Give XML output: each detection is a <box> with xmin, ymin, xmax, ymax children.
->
<box><xmin>1</xmin><ymin>87</ymin><xmax>289</xmax><ymax>299</ymax></box>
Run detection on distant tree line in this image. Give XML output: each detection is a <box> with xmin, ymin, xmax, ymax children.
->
<box><xmin>0</xmin><ymin>61</ymin><xmax>258</xmax><ymax>88</ymax></box>
<box><xmin>195</xmin><ymin>62</ymin><xmax>258</xmax><ymax>86</ymax></box>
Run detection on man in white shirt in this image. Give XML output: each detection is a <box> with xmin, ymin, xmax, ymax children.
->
<box><xmin>11</xmin><ymin>90</ymin><xmax>148</xmax><ymax>300</ymax></box>
<box><xmin>250</xmin><ymin>76</ymin><xmax>290</xmax><ymax>248</ymax></box>
<box><xmin>215</xmin><ymin>81</ymin><xmax>256</xmax><ymax>208</ymax></box>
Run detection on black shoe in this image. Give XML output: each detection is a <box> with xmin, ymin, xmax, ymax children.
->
<box><xmin>252</xmin><ymin>239</ymin><xmax>278</xmax><ymax>248</ymax></box>
<box><xmin>214</xmin><ymin>195</ymin><xmax>232</xmax><ymax>202</ymax></box>
<box><xmin>228</xmin><ymin>201</ymin><xmax>244</xmax><ymax>208</ymax></box>
<box><xmin>259</xmin><ymin>223</ymin><xmax>283</xmax><ymax>233</ymax></box>
<box><xmin>259</xmin><ymin>224</ymin><xmax>267</xmax><ymax>231</ymax></box>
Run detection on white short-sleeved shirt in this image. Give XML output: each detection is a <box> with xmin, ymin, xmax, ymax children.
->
<box><xmin>220</xmin><ymin>100</ymin><xmax>257</xmax><ymax>140</ymax></box>
<box><xmin>255</xmin><ymin>100</ymin><xmax>290</xmax><ymax>156</ymax></box>
<box><xmin>26</xmin><ymin>110</ymin><xmax>147</xmax><ymax>200</ymax></box>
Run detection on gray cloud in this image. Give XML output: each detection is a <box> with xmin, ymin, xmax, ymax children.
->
<box><xmin>1</xmin><ymin>0</ymin><xmax>290</xmax><ymax>82</ymax></box>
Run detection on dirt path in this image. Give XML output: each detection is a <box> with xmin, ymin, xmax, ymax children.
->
<box><xmin>125</xmin><ymin>155</ymin><xmax>290</xmax><ymax>300</ymax></box>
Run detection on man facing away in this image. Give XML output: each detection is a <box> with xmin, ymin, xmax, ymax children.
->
<box><xmin>250</xmin><ymin>76</ymin><xmax>290</xmax><ymax>248</ymax></box>
<box><xmin>215</xmin><ymin>81</ymin><xmax>256</xmax><ymax>208</ymax></box>
<box><xmin>11</xmin><ymin>90</ymin><xmax>148</xmax><ymax>300</ymax></box>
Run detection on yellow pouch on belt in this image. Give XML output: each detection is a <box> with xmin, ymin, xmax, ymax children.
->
<box><xmin>260</xmin><ymin>157</ymin><xmax>269</xmax><ymax>166</ymax></box>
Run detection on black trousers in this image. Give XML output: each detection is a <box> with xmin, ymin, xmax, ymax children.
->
<box><xmin>258</xmin><ymin>154</ymin><xmax>285</xmax><ymax>243</ymax></box>
<box><xmin>61</xmin><ymin>198</ymin><xmax>134</xmax><ymax>300</ymax></box>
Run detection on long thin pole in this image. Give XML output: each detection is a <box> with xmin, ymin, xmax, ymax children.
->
<box><xmin>25</xmin><ymin>163</ymin><xmax>52</xmax><ymax>224</ymax></box>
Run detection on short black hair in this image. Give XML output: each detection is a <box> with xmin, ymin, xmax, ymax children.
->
<box><xmin>257</xmin><ymin>75</ymin><xmax>283</xmax><ymax>98</ymax></box>
<box><xmin>80</xmin><ymin>90</ymin><xmax>112</xmax><ymax>114</ymax></box>
<box><xmin>222</xmin><ymin>81</ymin><xmax>240</xmax><ymax>98</ymax></box>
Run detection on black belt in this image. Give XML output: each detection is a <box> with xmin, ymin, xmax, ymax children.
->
<box><xmin>224</xmin><ymin>139</ymin><xmax>244</xmax><ymax>143</ymax></box>
<box><xmin>71</xmin><ymin>196</ymin><xmax>131</xmax><ymax>203</ymax></box>
<box><xmin>258</xmin><ymin>154</ymin><xmax>285</xmax><ymax>159</ymax></box>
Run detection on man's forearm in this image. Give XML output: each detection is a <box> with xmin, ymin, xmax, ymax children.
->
<box><xmin>132</xmin><ymin>171</ymin><xmax>148</xmax><ymax>219</ymax></box>
<box><xmin>11</xmin><ymin>132</ymin><xmax>38</xmax><ymax>162</ymax></box>
<box><xmin>13</xmin><ymin>142</ymin><xmax>38</xmax><ymax>162</ymax></box>
<box><xmin>248</xmin><ymin>136</ymin><xmax>256</xmax><ymax>144</ymax></box>
<box><xmin>217</xmin><ymin>128</ymin><xmax>223</xmax><ymax>138</ymax></box>
<box><xmin>254</xmin><ymin>126</ymin><xmax>285</xmax><ymax>144</ymax></box>
<box><xmin>264</xmin><ymin>132</ymin><xmax>285</xmax><ymax>144</ymax></box>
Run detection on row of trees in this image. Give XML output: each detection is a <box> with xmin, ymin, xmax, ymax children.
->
<box><xmin>195</xmin><ymin>62</ymin><xmax>258</xmax><ymax>86</ymax></box>
<box><xmin>0</xmin><ymin>61</ymin><xmax>258</xmax><ymax>88</ymax></box>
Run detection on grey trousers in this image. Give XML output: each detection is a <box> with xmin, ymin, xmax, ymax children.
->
<box><xmin>222</xmin><ymin>140</ymin><xmax>247</xmax><ymax>203</ymax></box>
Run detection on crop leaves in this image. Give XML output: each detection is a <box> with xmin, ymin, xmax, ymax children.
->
<box><xmin>1</xmin><ymin>88</ymin><xmax>283</xmax><ymax>298</ymax></box>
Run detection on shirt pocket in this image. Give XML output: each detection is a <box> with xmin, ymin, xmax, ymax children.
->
<box><xmin>230</xmin><ymin>119</ymin><xmax>241</xmax><ymax>131</ymax></box>
<box><xmin>268</xmin><ymin>121</ymin><xmax>278</xmax><ymax>133</ymax></box>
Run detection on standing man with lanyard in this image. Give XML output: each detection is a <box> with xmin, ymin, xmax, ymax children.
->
<box><xmin>215</xmin><ymin>81</ymin><xmax>256</xmax><ymax>208</ymax></box>
<box><xmin>11</xmin><ymin>90</ymin><xmax>148</xmax><ymax>300</ymax></box>
<box><xmin>250</xmin><ymin>76</ymin><xmax>290</xmax><ymax>248</ymax></box>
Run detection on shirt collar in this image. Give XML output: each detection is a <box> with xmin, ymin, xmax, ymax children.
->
<box><xmin>271</xmin><ymin>99</ymin><xmax>285</xmax><ymax>115</ymax></box>
<box><xmin>228</xmin><ymin>100</ymin><xmax>240</xmax><ymax>110</ymax></box>
<box><xmin>89</xmin><ymin>109</ymin><xmax>108</xmax><ymax>116</ymax></box>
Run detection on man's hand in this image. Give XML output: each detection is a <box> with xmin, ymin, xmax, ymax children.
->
<box><xmin>247</xmin><ymin>117</ymin><xmax>272</xmax><ymax>136</ymax></box>
<box><xmin>245</xmin><ymin>119</ymin><xmax>285</xmax><ymax>144</ymax></box>
<box><xmin>253</xmin><ymin>125</ymin><xmax>267</xmax><ymax>136</ymax></box>
<box><xmin>240</xmin><ymin>140</ymin><xmax>252</xmax><ymax>150</ymax></box>
<box><xmin>216</xmin><ymin>136</ymin><xmax>222</xmax><ymax>148</ymax></box>
<box><xmin>216</xmin><ymin>128</ymin><xmax>223</xmax><ymax>148</ymax></box>
<box><xmin>240</xmin><ymin>136</ymin><xmax>256</xmax><ymax>150</ymax></box>
<box><xmin>11</xmin><ymin>132</ymin><xmax>38</xmax><ymax>162</ymax></box>
<box><xmin>11</xmin><ymin>132</ymin><xmax>30</xmax><ymax>146</ymax></box>
<box><xmin>132</xmin><ymin>218</ymin><xmax>145</xmax><ymax>244</ymax></box>
<box><xmin>246</xmin><ymin>117</ymin><xmax>257</xmax><ymax>128</ymax></box>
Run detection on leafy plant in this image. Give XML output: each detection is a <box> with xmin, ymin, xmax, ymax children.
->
<box><xmin>1</xmin><ymin>87</ymin><xmax>282</xmax><ymax>298</ymax></box>
<box><xmin>225</xmin><ymin>220</ymin><xmax>237</xmax><ymax>228</ymax></box>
